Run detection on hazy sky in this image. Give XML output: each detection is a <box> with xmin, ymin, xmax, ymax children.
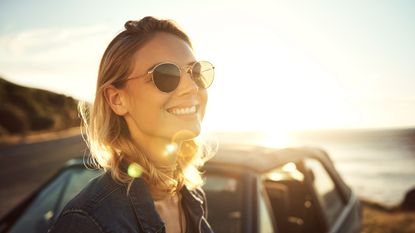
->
<box><xmin>1</xmin><ymin>0</ymin><xmax>414</xmax><ymax>132</ymax></box>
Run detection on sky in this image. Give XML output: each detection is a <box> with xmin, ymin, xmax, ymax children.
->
<box><xmin>1</xmin><ymin>0</ymin><xmax>414</xmax><ymax>132</ymax></box>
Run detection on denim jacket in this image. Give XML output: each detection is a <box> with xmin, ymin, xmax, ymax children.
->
<box><xmin>48</xmin><ymin>170</ymin><xmax>213</xmax><ymax>233</ymax></box>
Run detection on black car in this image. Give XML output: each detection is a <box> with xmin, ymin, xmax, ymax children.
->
<box><xmin>0</xmin><ymin>144</ymin><xmax>362</xmax><ymax>233</ymax></box>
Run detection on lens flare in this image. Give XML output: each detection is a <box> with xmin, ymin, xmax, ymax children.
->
<box><xmin>44</xmin><ymin>210</ymin><xmax>54</xmax><ymax>221</ymax></box>
<box><xmin>128</xmin><ymin>163</ymin><xmax>143</xmax><ymax>178</ymax></box>
<box><xmin>172</xmin><ymin>130</ymin><xmax>197</xmax><ymax>143</ymax></box>
<box><xmin>163</xmin><ymin>143</ymin><xmax>178</xmax><ymax>156</ymax></box>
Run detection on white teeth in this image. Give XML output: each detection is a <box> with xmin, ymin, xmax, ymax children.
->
<box><xmin>169</xmin><ymin>106</ymin><xmax>197</xmax><ymax>115</ymax></box>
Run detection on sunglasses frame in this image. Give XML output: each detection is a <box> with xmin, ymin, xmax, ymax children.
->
<box><xmin>121</xmin><ymin>60</ymin><xmax>214</xmax><ymax>93</ymax></box>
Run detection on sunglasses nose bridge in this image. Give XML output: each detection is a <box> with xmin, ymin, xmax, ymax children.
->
<box><xmin>176</xmin><ymin>65</ymin><xmax>199</xmax><ymax>93</ymax></box>
<box><xmin>178</xmin><ymin>65</ymin><xmax>194</xmax><ymax>82</ymax></box>
<box><xmin>181</xmin><ymin>65</ymin><xmax>192</xmax><ymax>76</ymax></box>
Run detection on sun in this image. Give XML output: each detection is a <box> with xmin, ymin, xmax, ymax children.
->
<box><xmin>254</xmin><ymin>129</ymin><xmax>297</xmax><ymax>148</ymax></box>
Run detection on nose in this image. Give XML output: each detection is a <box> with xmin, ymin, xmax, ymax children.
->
<box><xmin>174</xmin><ymin>69</ymin><xmax>199</xmax><ymax>96</ymax></box>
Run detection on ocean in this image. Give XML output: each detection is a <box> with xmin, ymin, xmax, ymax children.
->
<box><xmin>206</xmin><ymin>128</ymin><xmax>415</xmax><ymax>207</ymax></box>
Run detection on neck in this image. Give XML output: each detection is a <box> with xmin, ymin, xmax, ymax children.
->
<box><xmin>130</xmin><ymin>132</ymin><xmax>183</xmax><ymax>178</ymax></box>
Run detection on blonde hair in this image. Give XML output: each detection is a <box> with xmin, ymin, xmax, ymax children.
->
<box><xmin>79</xmin><ymin>16</ymin><xmax>213</xmax><ymax>200</ymax></box>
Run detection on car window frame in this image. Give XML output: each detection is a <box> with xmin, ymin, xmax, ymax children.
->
<box><xmin>300</xmin><ymin>155</ymin><xmax>362</xmax><ymax>233</ymax></box>
<box><xmin>257</xmin><ymin>177</ymin><xmax>278</xmax><ymax>233</ymax></box>
<box><xmin>204</xmin><ymin>164</ymin><xmax>249</xmax><ymax>233</ymax></box>
<box><xmin>259</xmin><ymin>156</ymin><xmax>326</xmax><ymax>233</ymax></box>
<box><xmin>302</xmin><ymin>155</ymin><xmax>357</xmax><ymax>232</ymax></box>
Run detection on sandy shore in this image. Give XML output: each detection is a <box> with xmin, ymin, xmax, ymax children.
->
<box><xmin>361</xmin><ymin>200</ymin><xmax>415</xmax><ymax>233</ymax></box>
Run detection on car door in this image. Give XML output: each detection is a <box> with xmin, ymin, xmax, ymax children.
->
<box><xmin>262</xmin><ymin>155</ymin><xmax>361</xmax><ymax>233</ymax></box>
<box><xmin>303</xmin><ymin>158</ymin><xmax>361</xmax><ymax>233</ymax></box>
<box><xmin>203</xmin><ymin>171</ymin><xmax>244</xmax><ymax>233</ymax></box>
<box><xmin>261</xmin><ymin>160</ymin><xmax>327</xmax><ymax>233</ymax></box>
<box><xmin>3</xmin><ymin>167</ymin><xmax>101</xmax><ymax>233</ymax></box>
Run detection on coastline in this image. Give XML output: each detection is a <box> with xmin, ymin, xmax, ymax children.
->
<box><xmin>361</xmin><ymin>199</ymin><xmax>415</xmax><ymax>233</ymax></box>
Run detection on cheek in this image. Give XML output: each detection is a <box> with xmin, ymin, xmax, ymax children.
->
<box><xmin>125</xmin><ymin>87</ymin><xmax>167</xmax><ymax>120</ymax></box>
<box><xmin>200</xmin><ymin>90</ymin><xmax>208</xmax><ymax>116</ymax></box>
<box><xmin>129</xmin><ymin>95</ymin><xmax>166</xmax><ymax>117</ymax></box>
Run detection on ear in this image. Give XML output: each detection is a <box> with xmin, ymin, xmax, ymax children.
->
<box><xmin>104</xmin><ymin>85</ymin><xmax>129</xmax><ymax>116</ymax></box>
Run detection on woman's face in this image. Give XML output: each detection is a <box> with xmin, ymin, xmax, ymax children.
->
<box><xmin>120</xmin><ymin>32</ymin><xmax>208</xmax><ymax>142</ymax></box>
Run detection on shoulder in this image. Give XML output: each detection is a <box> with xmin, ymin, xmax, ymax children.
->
<box><xmin>50</xmin><ymin>172</ymin><xmax>138</xmax><ymax>233</ymax></box>
<box><xmin>62</xmin><ymin>171</ymin><xmax>125</xmax><ymax>213</ymax></box>
<box><xmin>48</xmin><ymin>210</ymin><xmax>104</xmax><ymax>233</ymax></box>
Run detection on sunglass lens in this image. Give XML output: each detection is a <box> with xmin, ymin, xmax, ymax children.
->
<box><xmin>192</xmin><ymin>61</ymin><xmax>214</xmax><ymax>89</ymax></box>
<box><xmin>153</xmin><ymin>63</ymin><xmax>181</xmax><ymax>92</ymax></box>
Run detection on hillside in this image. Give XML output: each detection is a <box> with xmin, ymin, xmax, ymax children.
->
<box><xmin>0</xmin><ymin>77</ymin><xmax>81</xmax><ymax>136</ymax></box>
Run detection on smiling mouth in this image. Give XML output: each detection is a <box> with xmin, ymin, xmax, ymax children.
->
<box><xmin>166</xmin><ymin>105</ymin><xmax>199</xmax><ymax>116</ymax></box>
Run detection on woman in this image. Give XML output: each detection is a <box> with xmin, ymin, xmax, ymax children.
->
<box><xmin>49</xmin><ymin>16</ymin><xmax>215</xmax><ymax>233</ymax></box>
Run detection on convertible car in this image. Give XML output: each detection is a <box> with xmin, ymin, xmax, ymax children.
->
<box><xmin>0</xmin><ymin>144</ymin><xmax>362</xmax><ymax>233</ymax></box>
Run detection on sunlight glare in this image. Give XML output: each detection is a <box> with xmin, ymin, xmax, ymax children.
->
<box><xmin>267</xmin><ymin>162</ymin><xmax>304</xmax><ymax>182</ymax></box>
<box><xmin>268</xmin><ymin>172</ymin><xmax>286</xmax><ymax>181</ymax></box>
<box><xmin>255</xmin><ymin>130</ymin><xmax>296</xmax><ymax>148</ymax></box>
<box><xmin>282</xmin><ymin>162</ymin><xmax>297</xmax><ymax>172</ymax></box>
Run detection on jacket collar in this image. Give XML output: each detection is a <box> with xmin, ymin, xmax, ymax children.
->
<box><xmin>127</xmin><ymin>178</ymin><xmax>164</xmax><ymax>233</ymax></box>
<box><xmin>126</xmin><ymin>176</ymin><xmax>204</xmax><ymax>233</ymax></box>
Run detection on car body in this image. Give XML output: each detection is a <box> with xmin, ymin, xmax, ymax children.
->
<box><xmin>0</xmin><ymin>144</ymin><xmax>362</xmax><ymax>233</ymax></box>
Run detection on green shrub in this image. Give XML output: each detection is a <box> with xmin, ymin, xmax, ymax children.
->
<box><xmin>30</xmin><ymin>115</ymin><xmax>54</xmax><ymax>130</ymax></box>
<box><xmin>0</xmin><ymin>77</ymin><xmax>81</xmax><ymax>135</ymax></box>
<box><xmin>0</xmin><ymin>125</ymin><xmax>8</xmax><ymax>136</ymax></box>
<box><xmin>0</xmin><ymin>103</ymin><xmax>30</xmax><ymax>134</ymax></box>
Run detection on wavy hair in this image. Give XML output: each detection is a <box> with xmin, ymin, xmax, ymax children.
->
<box><xmin>79</xmin><ymin>16</ymin><xmax>214</xmax><ymax>200</ymax></box>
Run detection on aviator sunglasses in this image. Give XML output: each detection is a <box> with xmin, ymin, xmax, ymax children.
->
<box><xmin>117</xmin><ymin>61</ymin><xmax>215</xmax><ymax>93</ymax></box>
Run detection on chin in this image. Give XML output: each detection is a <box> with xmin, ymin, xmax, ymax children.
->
<box><xmin>166</xmin><ymin>125</ymin><xmax>201</xmax><ymax>142</ymax></box>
